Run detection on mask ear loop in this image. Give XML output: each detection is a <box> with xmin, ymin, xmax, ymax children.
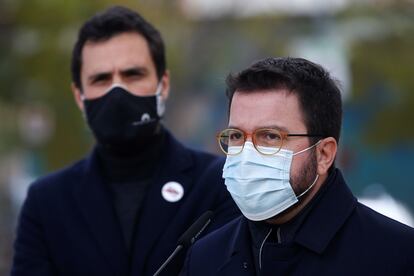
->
<box><xmin>293</xmin><ymin>140</ymin><xmax>322</xmax><ymax>156</ymax></box>
<box><xmin>155</xmin><ymin>82</ymin><xmax>165</xmax><ymax>117</ymax></box>
<box><xmin>297</xmin><ymin>174</ymin><xmax>319</xmax><ymax>199</ymax></box>
<box><xmin>293</xmin><ymin>140</ymin><xmax>322</xmax><ymax>199</ymax></box>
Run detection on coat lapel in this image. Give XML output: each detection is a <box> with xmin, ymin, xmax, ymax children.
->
<box><xmin>295</xmin><ymin>169</ymin><xmax>357</xmax><ymax>254</ymax></box>
<box><xmin>131</xmin><ymin>133</ymin><xmax>194</xmax><ymax>274</ymax></box>
<box><xmin>73</xmin><ymin>149</ymin><xmax>128</xmax><ymax>275</ymax></box>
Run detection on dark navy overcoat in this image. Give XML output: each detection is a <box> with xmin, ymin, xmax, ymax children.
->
<box><xmin>182</xmin><ymin>170</ymin><xmax>414</xmax><ymax>276</ymax></box>
<box><xmin>12</xmin><ymin>132</ymin><xmax>239</xmax><ymax>276</ymax></box>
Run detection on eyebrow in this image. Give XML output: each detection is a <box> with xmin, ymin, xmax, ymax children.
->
<box><xmin>120</xmin><ymin>66</ymin><xmax>148</xmax><ymax>76</ymax></box>
<box><xmin>88</xmin><ymin>72</ymin><xmax>112</xmax><ymax>83</ymax></box>
<box><xmin>227</xmin><ymin>125</ymin><xmax>290</xmax><ymax>132</ymax></box>
<box><xmin>87</xmin><ymin>66</ymin><xmax>149</xmax><ymax>83</ymax></box>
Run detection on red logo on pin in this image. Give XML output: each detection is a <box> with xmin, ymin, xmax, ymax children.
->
<box><xmin>161</xmin><ymin>181</ymin><xmax>184</xmax><ymax>202</ymax></box>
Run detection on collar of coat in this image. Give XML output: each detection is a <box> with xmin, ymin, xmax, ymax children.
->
<box><xmin>224</xmin><ymin>169</ymin><xmax>357</xmax><ymax>264</ymax></box>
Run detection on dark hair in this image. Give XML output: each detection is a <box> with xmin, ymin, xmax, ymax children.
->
<box><xmin>226</xmin><ymin>57</ymin><xmax>342</xmax><ymax>144</ymax></box>
<box><xmin>71</xmin><ymin>6</ymin><xmax>166</xmax><ymax>89</ymax></box>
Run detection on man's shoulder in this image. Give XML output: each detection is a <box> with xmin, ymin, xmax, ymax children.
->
<box><xmin>165</xmin><ymin>130</ymin><xmax>225</xmax><ymax>170</ymax></box>
<box><xmin>322</xmin><ymin>169</ymin><xmax>414</xmax><ymax>247</ymax></box>
<box><xmin>186</xmin><ymin>145</ymin><xmax>224</xmax><ymax>168</ymax></box>
<box><xmin>343</xmin><ymin>201</ymin><xmax>414</xmax><ymax>255</ymax></box>
<box><xmin>354</xmin><ymin>201</ymin><xmax>414</xmax><ymax>236</ymax></box>
<box><xmin>29</xmin><ymin>156</ymin><xmax>88</xmax><ymax>195</ymax></box>
<box><xmin>174</xmin><ymin>140</ymin><xmax>225</xmax><ymax>181</ymax></box>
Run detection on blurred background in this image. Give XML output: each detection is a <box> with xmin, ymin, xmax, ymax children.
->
<box><xmin>1</xmin><ymin>0</ymin><xmax>414</xmax><ymax>274</ymax></box>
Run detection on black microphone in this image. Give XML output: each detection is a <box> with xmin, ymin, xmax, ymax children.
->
<box><xmin>153</xmin><ymin>211</ymin><xmax>213</xmax><ymax>276</ymax></box>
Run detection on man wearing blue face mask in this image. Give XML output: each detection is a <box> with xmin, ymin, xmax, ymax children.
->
<box><xmin>11</xmin><ymin>6</ymin><xmax>239</xmax><ymax>276</ymax></box>
<box><xmin>181</xmin><ymin>57</ymin><xmax>414</xmax><ymax>275</ymax></box>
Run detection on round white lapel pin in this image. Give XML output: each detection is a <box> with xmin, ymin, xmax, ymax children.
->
<box><xmin>161</xmin><ymin>181</ymin><xmax>184</xmax><ymax>202</ymax></box>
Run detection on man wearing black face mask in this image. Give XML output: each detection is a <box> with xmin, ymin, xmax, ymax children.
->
<box><xmin>11</xmin><ymin>6</ymin><xmax>239</xmax><ymax>276</ymax></box>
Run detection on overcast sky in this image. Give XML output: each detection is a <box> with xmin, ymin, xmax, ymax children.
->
<box><xmin>180</xmin><ymin>0</ymin><xmax>353</xmax><ymax>19</ymax></box>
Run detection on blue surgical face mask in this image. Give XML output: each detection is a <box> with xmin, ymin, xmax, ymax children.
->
<box><xmin>223</xmin><ymin>141</ymin><xmax>320</xmax><ymax>221</ymax></box>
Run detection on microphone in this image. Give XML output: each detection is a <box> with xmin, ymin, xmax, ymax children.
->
<box><xmin>153</xmin><ymin>211</ymin><xmax>213</xmax><ymax>276</ymax></box>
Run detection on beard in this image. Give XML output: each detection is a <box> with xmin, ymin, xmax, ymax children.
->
<box><xmin>290</xmin><ymin>149</ymin><xmax>318</xmax><ymax>200</ymax></box>
<box><xmin>263</xmin><ymin>149</ymin><xmax>319</xmax><ymax>223</ymax></box>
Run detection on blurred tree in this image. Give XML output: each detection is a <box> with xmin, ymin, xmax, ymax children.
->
<box><xmin>1</xmin><ymin>0</ymin><xmax>192</xmax><ymax>171</ymax></box>
<box><xmin>350</xmin><ymin>9</ymin><xmax>414</xmax><ymax>146</ymax></box>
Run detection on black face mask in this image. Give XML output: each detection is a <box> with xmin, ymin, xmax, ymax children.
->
<box><xmin>83</xmin><ymin>85</ymin><xmax>163</xmax><ymax>149</ymax></box>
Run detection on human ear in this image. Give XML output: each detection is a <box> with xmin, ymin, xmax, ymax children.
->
<box><xmin>71</xmin><ymin>83</ymin><xmax>84</xmax><ymax>112</ymax></box>
<box><xmin>316</xmin><ymin>137</ymin><xmax>337</xmax><ymax>176</ymax></box>
<box><xmin>160</xmin><ymin>70</ymin><xmax>170</xmax><ymax>100</ymax></box>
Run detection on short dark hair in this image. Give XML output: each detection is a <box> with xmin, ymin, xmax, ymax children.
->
<box><xmin>71</xmin><ymin>6</ymin><xmax>166</xmax><ymax>89</ymax></box>
<box><xmin>226</xmin><ymin>57</ymin><xmax>342</xmax><ymax>144</ymax></box>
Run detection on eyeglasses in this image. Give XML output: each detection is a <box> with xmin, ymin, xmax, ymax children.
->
<box><xmin>217</xmin><ymin>128</ymin><xmax>323</xmax><ymax>155</ymax></box>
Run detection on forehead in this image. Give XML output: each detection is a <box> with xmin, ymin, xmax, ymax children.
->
<box><xmin>228</xmin><ymin>89</ymin><xmax>306</xmax><ymax>132</ymax></box>
<box><xmin>81</xmin><ymin>32</ymin><xmax>155</xmax><ymax>74</ymax></box>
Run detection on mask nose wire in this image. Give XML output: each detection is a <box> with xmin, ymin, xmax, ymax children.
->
<box><xmin>80</xmin><ymin>83</ymin><xmax>128</xmax><ymax>102</ymax></box>
<box><xmin>80</xmin><ymin>82</ymin><xmax>164</xmax><ymax>102</ymax></box>
<box><xmin>106</xmin><ymin>83</ymin><xmax>128</xmax><ymax>93</ymax></box>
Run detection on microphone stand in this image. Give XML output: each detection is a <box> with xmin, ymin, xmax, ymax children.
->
<box><xmin>152</xmin><ymin>211</ymin><xmax>213</xmax><ymax>276</ymax></box>
<box><xmin>153</xmin><ymin>245</ymin><xmax>183</xmax><ymax>276</ymax></box>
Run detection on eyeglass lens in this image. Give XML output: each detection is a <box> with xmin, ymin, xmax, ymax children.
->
<box><xmin>219</xmin><ymin>129</ymin><xmax>283</xmax><ymax>155</ymax></box>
